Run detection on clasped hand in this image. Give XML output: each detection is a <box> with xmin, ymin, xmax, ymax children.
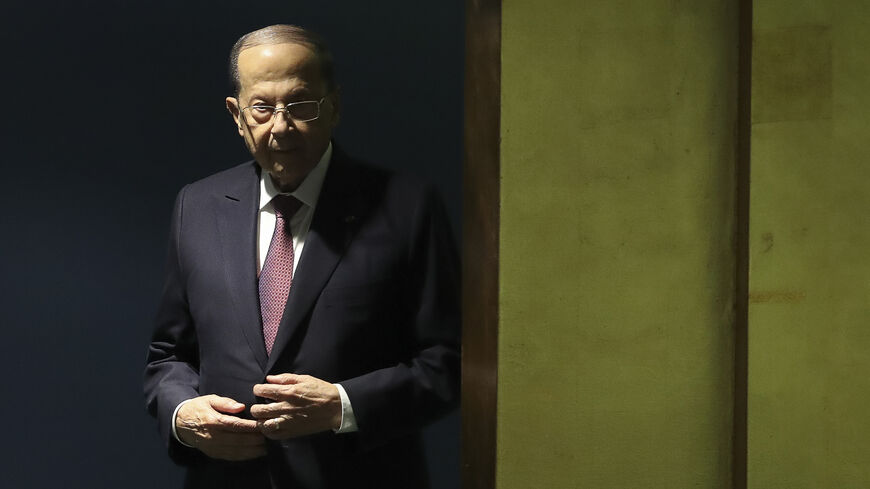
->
<box><xmin>251</xmin><ymin>373</ymin><xmax>342</xmax><ymax>439</ymax></box>
<box><xmin>175</xmin><ymin>374</ymin><xmax>342</xmax><ymax>461</ymax></box>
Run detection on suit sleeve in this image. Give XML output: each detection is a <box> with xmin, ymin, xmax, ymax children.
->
<box><xmin>339</xmin><ymin>185</ymin><xmax>461</xmax><ymax>449</ymax></box>
<box><xmin>143</xmin><ymin>185</ymin><xmax>203</xmax><ymax>465</ymax></box>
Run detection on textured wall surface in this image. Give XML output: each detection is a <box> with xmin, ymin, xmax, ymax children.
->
<box><xmin>749</xmin><ymin>2</ymin><xmax>870</xmax><ymax>487</ymax></box>
<box><xmin>497</xmin><ymin>1</ymin><xmax>738</xmax><ymax>487</ymax></box>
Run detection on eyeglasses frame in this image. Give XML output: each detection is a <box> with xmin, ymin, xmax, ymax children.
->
<box><xmin>238</xmin><ymin>97</ymin><xmax>328</xmax><ymax>126</ymax></box>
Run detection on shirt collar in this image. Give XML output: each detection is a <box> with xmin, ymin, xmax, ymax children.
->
<box><xmin>259</xmin><ymin>142</ymin><xmax>332</xmax><ymax>212</ymax></box>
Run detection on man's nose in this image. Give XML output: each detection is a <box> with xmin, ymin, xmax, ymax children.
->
<box><xmin>270</xmin><ymin>109</ymin><xmax>294</xmax><ymax>134</ymax></box>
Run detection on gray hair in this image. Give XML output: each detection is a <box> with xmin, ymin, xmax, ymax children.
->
<box><xmin>229</xmin><ymin>24</ymin><xmax>337</xmax><ymax>96</ymax></box>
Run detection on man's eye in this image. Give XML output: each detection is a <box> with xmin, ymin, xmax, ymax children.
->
<box><xmin>251</xmin><ymin>106</ymin><xmax>273</xmax><ymax>114</ymax></box>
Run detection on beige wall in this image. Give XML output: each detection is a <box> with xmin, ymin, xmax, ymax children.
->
<box><xmin>749</xmin><ymin>1</ymin><xmax>870</xmax><ymax>487</ymax></box>
<box><xmin>498</xmin><ymin>1</ymin><xmax>738</xmax><ymax>487</ymax></box>
<box><xmin>494</xmin><ymin>1</ymin><xmax>870</xmax><ymax>487</ymax></box>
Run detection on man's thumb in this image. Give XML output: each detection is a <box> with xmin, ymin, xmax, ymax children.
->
<box><xmin>209</xmin><ymin>395</ymin><xmax>245</xmax><ymax>413</ymax></box>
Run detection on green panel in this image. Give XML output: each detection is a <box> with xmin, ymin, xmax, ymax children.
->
<box><xmin>498</xmin><ymin>1</ymin><xmax>738</xmax><ymax>487</ymax></box>
<box><xmin>749</xmin><ymin>2</ymin><xmax>870</xmax><ymax>488</ymax></box>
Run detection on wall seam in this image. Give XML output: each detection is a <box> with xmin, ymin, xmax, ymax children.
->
<box><xmin>734</xmin><ymin>0</ymin><xmax>753</xmax><ymax>487</ymax></box>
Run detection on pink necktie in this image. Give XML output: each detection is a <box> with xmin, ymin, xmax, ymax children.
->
<box><xmin>259</xmin><ymin>195</ymin><xmax>303</xmax><ymax>355</ymax></box>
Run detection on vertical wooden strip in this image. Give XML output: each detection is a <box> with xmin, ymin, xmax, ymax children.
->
<box><xmin>462</xmin><ymin>0</ymin><xmax>500</xmax><ymax>488</ymax></box>
<box><xmin>733</xmin><ymin>0</ymin><xmax>752</xmax><ymax>487</ymax></box>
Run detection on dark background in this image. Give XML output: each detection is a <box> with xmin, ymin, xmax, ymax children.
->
<box><xmin>0</xmin><ymin>2</ymin><xmax>463</xmax><ymax>487</ymax></box>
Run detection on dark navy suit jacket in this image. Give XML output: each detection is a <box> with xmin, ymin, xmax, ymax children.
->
<box><xmin>144</xmin><ymin>150</ymin><xmax>460</xmax><ymax>488</ymax></box>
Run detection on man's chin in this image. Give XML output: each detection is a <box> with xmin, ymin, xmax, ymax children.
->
<box><xmin>271</xmin><ymin>149</ymin><xmax>308</xmax><ymax>166</ymax></box>
<box><xmin>269</xmin><ymin>161</ymin><xmax>292</xmax><ymax>174</ymax></box>
<box><xmin>262</xmin><ymin>156</ymin><xmax>301</xmax><ymax>175</ymax></box>
<box><xmin>258</xmin><ymin>159</ymin><xmax>306</xmax><ymax>189</ymax></box>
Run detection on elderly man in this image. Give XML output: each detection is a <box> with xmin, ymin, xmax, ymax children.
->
<box><xmin>144</xmin><ymin>24</ymin><xmax>459</xmax><ymax>488</ymax></box>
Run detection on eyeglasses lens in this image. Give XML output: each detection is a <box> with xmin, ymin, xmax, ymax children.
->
<box><xmin>244</xmin><ymin>101</ymin><xmax>320</xmax><ymax>125</ymax></box>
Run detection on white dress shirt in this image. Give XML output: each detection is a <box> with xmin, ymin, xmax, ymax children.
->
<box><xmin>172</xmin><ymin>143</ymin><xmax>357</xmax><ymax>446</ymax></box>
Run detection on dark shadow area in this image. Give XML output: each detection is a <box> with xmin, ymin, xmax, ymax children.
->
<box><xmin>0</xmin><ymin>2</ymin><xmax>462</xmax><ymax>487</ymax></box>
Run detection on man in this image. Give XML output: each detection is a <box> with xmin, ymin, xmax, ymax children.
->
<box><xmin>144</xmin><ymin>24</ymin><xmax>460</xmax><ymax>488</ymax></box>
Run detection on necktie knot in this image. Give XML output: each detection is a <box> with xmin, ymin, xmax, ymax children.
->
<box><xmin>272</xmin><ymin>195</ymin><xmax>303</xmax><ymax>220</ymax></box>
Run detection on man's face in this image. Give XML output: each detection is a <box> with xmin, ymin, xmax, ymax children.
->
<box><xmin>226</xmin><ymin>42</ymin><xmax>338</xmax><ymax>189</ymax></box>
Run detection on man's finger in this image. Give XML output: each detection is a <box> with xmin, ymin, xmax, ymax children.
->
<box><xmin>250</xmin><ymin>402</ymin><xmax>294</xmax><ymax>419</ymax></box>
<box><xmin>208</xmin><ymin>395</ymin><xmax>246</xmax><ymax>414</ymax></box>
<box><xmin>265</xmin><ymin>373</ymin><xmax>304</xmax><ymax>385</ymax></box>
<box><xmin>257</xmin><ymin>417</ymin><xmax>290</xmax><ymax>440</ymax></box>
<box><xmin>215</xmin><ymin>413</ymin><xmax>260</xmax><ymax>432</ymax></box>
<box><xmin>253</xmin><ymin>383</ymin><xmax>296</xmax><ymax>400</ymax></box>
<box><xmin>262</xmin><ymin>417</ymin><xmax>283</xmax><ymax>432</ymax></box>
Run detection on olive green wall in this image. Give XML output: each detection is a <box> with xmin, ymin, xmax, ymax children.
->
<box><xmin>748</xmin><ymin>1</ymin><xmax>870</xmax><ymax>487</ymax></box>
<box><xmin>498</xmin><ymin>1</ymin><xmax>738</xmax><ymax>487</ymax></box>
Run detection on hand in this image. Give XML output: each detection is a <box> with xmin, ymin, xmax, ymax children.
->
<box><xmin>175</xmin><ymin>394</ymin><xmax>266</xmax><ymax>461</ymax></box>
<box><xmin>251</xmin><ymin>374</ymin><xmax>342</xmax><ymax>440</ymax></box>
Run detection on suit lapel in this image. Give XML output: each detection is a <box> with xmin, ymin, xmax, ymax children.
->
<box><xmin>216</xmin><ymin>162</ymin><xmax>270</xmax><ymax>371</ymax></box>
<box><xmin>266</xmin><ymin>155</ymin><xmax>360</xmax><ymax>373</ymax></box>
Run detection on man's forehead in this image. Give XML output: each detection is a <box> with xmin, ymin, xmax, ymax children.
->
<box><xmin>237</xmin><ymin>42</ymin><xmax>320</xmax><ymax>85</ymax></box>
<box><xmin>239</xmin><ymin>41</ymin><xmax>315</xmax><ymax>60</ymax></box>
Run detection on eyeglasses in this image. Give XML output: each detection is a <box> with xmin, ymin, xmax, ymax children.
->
<box><xmin>240</xmin><ymin>97</ymin><xmax>327</xmax><ymax>126</ymax></box>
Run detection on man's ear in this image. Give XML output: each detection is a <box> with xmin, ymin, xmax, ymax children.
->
<box><xmin>226</xmin><ymin>97</ymin><xmax>244</xmax><ymax>136</ymax></box>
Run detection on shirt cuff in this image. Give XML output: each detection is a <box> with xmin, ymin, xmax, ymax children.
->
<box><xmin>333</xmin><ymin>383</ymin><xmax>358</xmax><ymax>433</ymax></box>
<box><xmin>171</xmin><ymin>399</ymin><xmax>195</xmax><ymax>447</ymax></box>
